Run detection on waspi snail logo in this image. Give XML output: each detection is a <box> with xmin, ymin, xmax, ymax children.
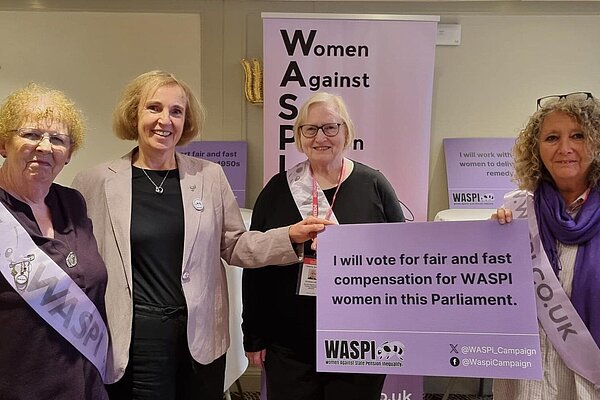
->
<box><xmin>377</xmin><ymin>341</ymin><xmax>405</xmax><ymax>361</ymax></box>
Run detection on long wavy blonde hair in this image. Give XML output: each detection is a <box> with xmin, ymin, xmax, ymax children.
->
<box><xmin>513</xmin><ymin>96</ymin><xmax>600</xmax><ymax>191</ymax></box>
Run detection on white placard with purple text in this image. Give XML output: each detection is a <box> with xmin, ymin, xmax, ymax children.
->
<box><xmin>316</xmin><ymin>219</ymin><xmax>542</xmax><ymax>379</ymax></box>
<box><xmin>263</xmin><ymin>13</ymin><xmax>438</xmax><ymax>221</ymax></box>
<box><xmin>444</xmin><ymin>137</ymin><xmax>516</xmax><ymax>209</ymax></box>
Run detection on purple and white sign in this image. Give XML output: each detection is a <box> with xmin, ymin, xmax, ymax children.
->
<box><xmin>316</xmin><ymin>219</ymin><xmax>542</xmax><ymax>379</ymax></box>
<box><xmin>444</xmin><ymin>138</ymin><xmax>516</xmax><ymax>209</ymax></box>
<box><xmin>263</xmin><ymin>13</ymin><xmax>438</xmax><ymax>221</ymax></box>
<box><xmin>177</xmin><ymin>141</ymin><xmax>247</xmax><ymax>208</ymax></box>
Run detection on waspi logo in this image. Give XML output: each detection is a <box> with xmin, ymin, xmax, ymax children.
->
<box><xmin>452</xmin><ymin>192</ymin><xmax>495</xmax><ymax>205</ymax></box>
<box><xmin>324</xmin><ymin>340</ymin><xmax>376</xmax><ymax>360</ymax></box>
<box><xmin>323</xmin><ymin>339</ymin><xmax>405</xmax><ymax>367</ymax></box>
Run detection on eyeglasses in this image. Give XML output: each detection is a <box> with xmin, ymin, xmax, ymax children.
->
<box><xmin>536</xmin><ymin>92</ymin><xmax>593</xmax><ymax>110</ymax></box>
<box><xmin>11</xmin><ymin>128</ymin><xmax>72</xmax><ymax>149</ymax></box>
<box><xmin>299</xmin><ymin>123</ymin><xmax>343</xmax><ymax>138</ymax></box>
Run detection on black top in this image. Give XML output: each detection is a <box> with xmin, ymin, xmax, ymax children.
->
<box><xmin>242</xmin><ymin>161</ymin><xmax>404</xmax><ymax>356</ymax></box>
<box><xmin>131</xmin><ymin>166</ymin><xmax>185</xmax><ymax>306</ymax></box>
<box><xmin>0</xmin><ymin>185</ymin><xmax>108</xmax><ymax>400</ymax></box>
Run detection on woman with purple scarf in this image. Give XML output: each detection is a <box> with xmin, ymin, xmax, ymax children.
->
<box><xmin>494</xmin><ymin>92</ymin><xmax>600</xmax><ymax>400</ymax></box>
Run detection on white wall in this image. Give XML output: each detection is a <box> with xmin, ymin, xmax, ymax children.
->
<box><xmin>429</xmin><ymin>14</ymin><xmax>600</xmax><ymax>217</ymax></box>
<box><xmin>1</xmin><ymin>2</ymin><xmax>600</xmax><ymax>220</ymax></box>
<box><xmin>0</xmin><ymin>10</ymin><xmax>202</xmax><ymax>185</ymax></box>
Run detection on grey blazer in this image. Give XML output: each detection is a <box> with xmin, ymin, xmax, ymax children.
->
<box><xmin>73</xmin><ymin>149</ymin><xmax>300</xmax><ymax>383</ymax></box>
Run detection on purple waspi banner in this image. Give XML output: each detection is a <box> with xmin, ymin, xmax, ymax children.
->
<box><xmin>316</xmin><ymin>219</ymin><xmax>542</xmax><ymax>379</ymax></box>
<box><xmin>263</xmin><ymin>13</ymin><xmax>438</xmax><ymax>221</ymax></box>
<box><xmin>444</xmin><ymin>137</ymin><xmax>516</xmax><ymax>209</ymax></box>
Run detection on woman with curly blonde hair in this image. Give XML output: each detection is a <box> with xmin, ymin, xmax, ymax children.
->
<box><xmin>494</xmin><ymin>92</ymin><xmax>600</xmax><ymax>400</ymax></box>
<box><xmin>512</xmin><ymin>93</ymin><xmax>600</xmax><ymax>193</ymax></box>
<box><xmin>0</xmin><ymin>83</ymin><xmax>109</xmax><ymax>399</ymax></box>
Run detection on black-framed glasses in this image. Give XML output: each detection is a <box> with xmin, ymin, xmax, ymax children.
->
<box><xmin>11</xmin><ymin>128</ymin><xmax>72</xmax><ymax>149</ymax></box>
<box><xmin>299</xmin><ymin>123</ymin><xmax>343</xmax><ymax>138</ymax></box>
<box><xmin>537</xmin><ymin>92</ymin><xmax>593</xmax><ymax>110</ymax></box>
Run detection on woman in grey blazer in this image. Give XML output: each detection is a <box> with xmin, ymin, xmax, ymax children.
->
<box><xmin>73</xmin><ymin>70</ymin><xmax>329</xmax><ymax>400</ymax></box>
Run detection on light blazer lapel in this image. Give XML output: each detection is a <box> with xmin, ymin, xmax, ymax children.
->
<box><xmin>176</xmin><ymin>153</ymin><xmax>204</xmax><ymax>268</ymax></box>
<box><xmin>105</xmin><ymin>155</ymin><xmax>134</xmax><ymax>290</ymax></box>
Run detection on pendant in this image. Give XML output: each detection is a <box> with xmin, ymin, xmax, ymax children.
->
<box><xmin>155</xmin><ymin>187</ymin><xmax>164</xmax><ymax>194</ymax></box>
<box><xmin>66</xmin><ymin>251</ymin><xmax>78</xmax><ymax>268</ymax></box>
<box><xmin>9</xmin><ymin>254</ymin><xmax>35</xmax><ymax>291</ymax></box>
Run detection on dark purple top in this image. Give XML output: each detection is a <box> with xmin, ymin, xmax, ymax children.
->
<box><xmin>0</xmin><ymin>184</ymin><xmax>109</xmax><ymax>400</ymax></box>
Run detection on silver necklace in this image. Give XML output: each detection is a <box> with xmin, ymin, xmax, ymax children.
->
<box><xmin>141</xmin><ymin>168</ymin><xmax>170</xmax><ymax>194</ymax></box>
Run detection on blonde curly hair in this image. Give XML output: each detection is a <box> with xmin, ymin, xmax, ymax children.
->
<box><xmin>0</xmin><ymin>83</ymin><xmax>85</xmax><ymax>152</ymax></box>
<box><xmin>513</xmin><ymin>95</ymin><xmax>600</xmax><ymax>191</ymax></box>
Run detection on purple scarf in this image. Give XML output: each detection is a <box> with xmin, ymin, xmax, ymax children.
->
<box><xmin>535</xmin><ymin>180</ymin><xmax>600</xmax><ymax>347</ymax></box>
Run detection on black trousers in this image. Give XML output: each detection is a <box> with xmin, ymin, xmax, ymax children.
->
<box><xmin>106</xmin><ymin>303</ymin><xmax>226</xmax><ymax>400</ymax></box>
<box><xmin>265</xmin><ymin>344</ymin><xmax>385</xmax><ymax>400</ymax></box>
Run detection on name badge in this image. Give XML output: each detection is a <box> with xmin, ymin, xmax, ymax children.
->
<box><xmin>297</xmin><ymin>256</ymin><xmax>317</xmax><ymax>296</ymax></box>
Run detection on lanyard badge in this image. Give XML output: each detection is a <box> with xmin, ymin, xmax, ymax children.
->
<box><xmin>298</xmin><ymin>159</ymin><xmax>346</xmax><ymax>297</ymax></box>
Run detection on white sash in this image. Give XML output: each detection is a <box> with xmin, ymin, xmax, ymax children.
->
<box><xmin>504</xmin><ymin>190</ymin><xmax>600</xmax><ymax>387</ymax></box>
<box><xmin>0</xmin><ymin>202</ymin><xmax>108</xmax><ymax>381</ymax></box>
<box><xmin>287</xmin><ymin>159</ymin><xmax>339</xmax><ymax>224</ymax></box>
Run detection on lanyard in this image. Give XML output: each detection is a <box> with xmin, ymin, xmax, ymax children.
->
<box><xmin>311</xmin><ymin>158</ymin><xmax>345</xmax><ymax>221</ymax></box>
